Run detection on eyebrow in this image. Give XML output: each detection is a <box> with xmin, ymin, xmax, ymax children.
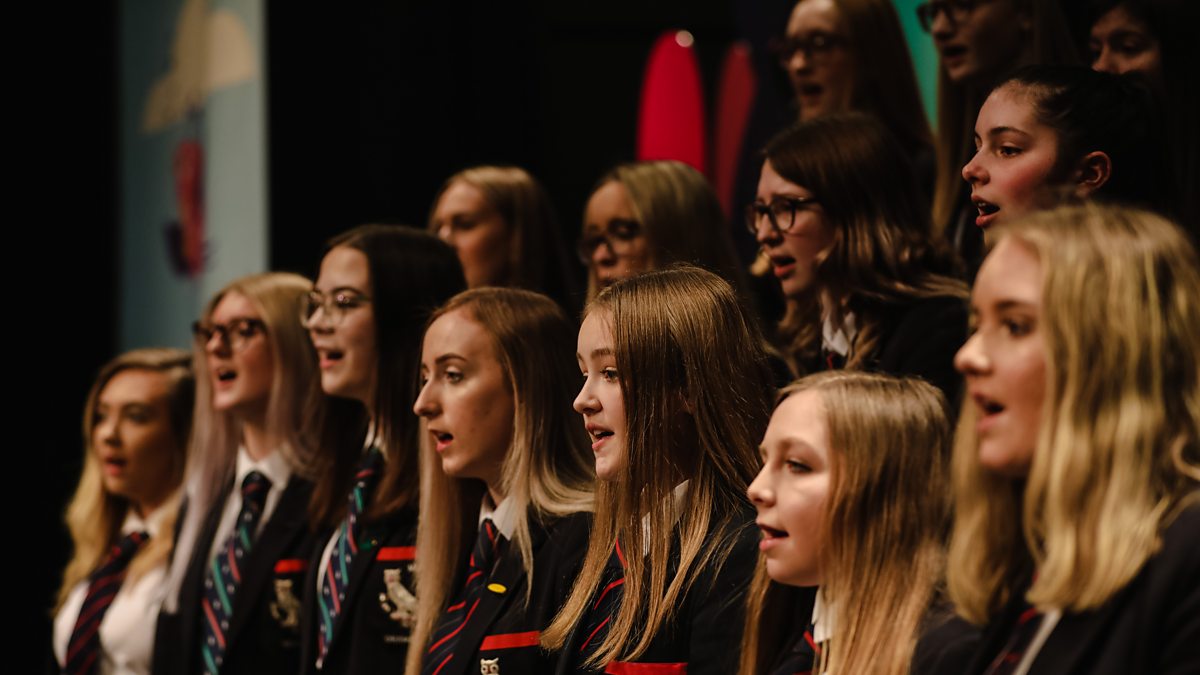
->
<box><xmin>986</xmin><ymin>126</ymin><xmax>1032</xmax><ymax>139</ymax></box>
<box><xmin>434</xmin><ymin>353</ymin><xmax>467</xmax><ymax>365</ymax></box>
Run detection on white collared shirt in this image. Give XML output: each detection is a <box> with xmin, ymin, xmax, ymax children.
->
<box><xmin>53</xmin><ymin>507</ymin><xmax>172</xmax><ymax>675</ymax></box>
<box><xmin>478</xmin><ymin>493</ymin><xmax>516</xmax><ymax>541</ymax></box>
<box><xmin>821</xmin><ymin>312</ymin><xmax>858</xmax><ymax>359</ymax></box>
<box><xmin>205</xmin><ymin>446</ymin><xmax>293</xmax><ymax>564</ymax></box>
<box><xmin>640</xmin><ymin>481</ymin><xmax>690</xmax><ymax>557</ymax></box>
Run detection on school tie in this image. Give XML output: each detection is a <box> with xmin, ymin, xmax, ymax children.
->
<box><xmin>422</xmin><ymin>518</ymin><xmax>502</xmax><ymax>675</ymax></box>
<box><xmin>63</xmin><ymin>530</ymin><xmax>150</xmax><ymax>675</ymax></box>
<box><xmin>317</xmin><ymin>446</ymin><xmax>384</xmax><ymax>665</ymax></box>
<box><xmin>200</xmin><ymin>471</ymin><xmax>272</xmax><ymax>675</ymax></box>
<box><xmin>983</xmin><ymin>603</ymin><xmax>1044</xmax><ymax>675</ymax></box>
<box><xmin>821</xmin><ymin>348</ymin><xmax>846</xmax><ymax>371</ymax></box>
<box><xmin>577</xmin><ymin>540</ymin><xmax>626</xmax><ymax>658</ymax></box>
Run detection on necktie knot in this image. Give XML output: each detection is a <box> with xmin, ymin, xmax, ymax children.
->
<box><xmin>472</xmin><ymin>518</ymin><xmax>501</xmax><ymax>577</ymax></box>
<box><xmin>356</xmin><ymin>446</ymin><xmax>384</xmax><ymax>487</ymax></box>
<box><xmin>241</xmin><ymin>470</ymin><xmax>271</xmax><ymax>509</ymax></box>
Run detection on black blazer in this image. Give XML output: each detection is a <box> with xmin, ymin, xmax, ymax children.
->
<box><xmin>298</xmin><ymin>506</ymin><xmax>419</xmax><ymax>675</ymax></box>
<box><xmin>556</xmin><ymin>508</ymin><xmax>759</xmax><ymax>675</ymax></box>
<box><xmin>797</xmin><ymin>295</ymin><xmax>967</xmax><ymax>407</ymax></box>
<box><xmin>153</xmin><ymin>477</ymin><xmax>317</xmax><ymax>675</ymax></box>
<box><xmin>423</xmin><ymin>511</ymin><xmax>592</xmax><ymax>675</ymax></box>
<box><xmin>956</xmin><ymin>503</ymin><xmax>1200</xmax><ymax>675</ymax></box>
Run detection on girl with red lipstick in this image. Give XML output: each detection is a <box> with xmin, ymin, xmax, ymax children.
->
<box><xmin>918</xmin><ymin>0</ymin><xmax>1078</xmax><ymax>271</ymax></box>
<box><xmin>949</xmin><ymin>204</ymin><xmax>1200</xmax><ymax>674</ymax></box>
<box><xmin>578</xmin><ymin>161</ymin><xmax>746</xmax><ymax>303</ymax></box>
<box><xmin>544</xmin><ymin>265</ymin><xmax>772</xmax><ymax>674</ymax></box>
<box><xmin>54</xmin><ymin>348</ymin><xmax>194</xmax><ymax>675</ymax></box>
<box><xmin>156</xmin><ymin>272</ymin><xmax>322</xmax><ymax>675</ymax></box>
<box><xmin>300</xmin><ymin>225</ymin><xmax>464</xmax><ymax>675</ymax></box>
<box><xmin>742</xmin><ymin>371</ymin><xmax>972</xmax><ymax>675</ymax></box>
<box><xmin>751</xmin><ymin>113</ymin><xmax>969</xmax><ymax>402</ymax></box>
<box><xmin>407</xmin><ymin>288</ymin><xmax>594</xmax><ymax>675</ymax></box>
<box><xmin>962</xmin><ymin>65</ymin><xmax>1166</xmax><ymax>244</ymax></box>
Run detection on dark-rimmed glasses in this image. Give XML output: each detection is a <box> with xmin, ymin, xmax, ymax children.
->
<box><xmin>915</xmin><ymin>0</ymin><xmax>985</xmax><ymax>32</ymax></box>
<box><xmin>768</xmin><ymin>33</ymin><xmax>847</xmax><ymax>67</ymax></box>
<box><xmin>577</xmin><ymin>219</ymin><xmax>644</xmax><ymax>265</ymax></box>
<box><xmin>191</xmin><ymin>318</ymin><xmax>266</xmax><ymax>351</ymax></box>
<box><xmin>746</xmin><ymin>196</ymin><xmax>820</xmax><ymax>236</ymax></box>
<box><xmin>300</xmin><ymin>290</ymin><xmax>371</xmax><ymax>328</ymax></box>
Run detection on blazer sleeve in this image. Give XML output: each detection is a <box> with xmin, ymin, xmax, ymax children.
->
<box><xmin>686</xmin><ymin>523</ymin><xmax>759</xmax><ymax>675</ymax></box>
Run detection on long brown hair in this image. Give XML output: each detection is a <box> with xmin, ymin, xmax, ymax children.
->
<box><xmin>543</xmin><ymin>265</ymin><xmax>773</xmax><ymax>667</ymax></box>
<box><xmin>56</xmin><ymin>348</ymin><xmax>194</xmax><ymax>612</ymax></box>
<box><xmin>405</xmin><ymin>288</ymin><xmax>594</xmax><ymax>674</ymax></box>
<box><xmin>763</xmin><ymin>113</ymin><xmax>966</xmax><ymax>373</ymax></box>
<box><xmin>740</xmin><ymin>371</ymin><xmax>951</xmax><ymax>675</ymax></box>
<box><xmin>948</xmin><ymin>204</ymin><xmax>1200</xmax><ymax>622</ymax></box>
<box><xmin>308</xmin><ymin>225</ymin><xmax>466</xmax><ymax>528</ymax></box>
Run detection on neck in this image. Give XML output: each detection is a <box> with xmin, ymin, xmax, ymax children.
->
<box><xmin>486</xmin><ymin>482</ymin><xmax>505</xmax><ymax>508</ymax></box>
<box><xmin>241</xmin><ymin>416</ymin><xmax>278</xmax><ymax>462</ymax></box>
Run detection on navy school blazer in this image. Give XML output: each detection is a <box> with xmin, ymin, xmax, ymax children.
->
<box><xmin>152</xmin><ymin>477</ymin><xmax>317</xmax><ymax>675</ymax></box>
<box><xmin>555</xmin><ymin>506</ymin><xmax>760</xmax><ymax>675</ymax></box>
<box><xmin>953</xmin><ymin>501</ymin><xmax>1199</xmax><ymax>675</ymax></box>
<box><xmin>298</xmin><ymin>505</ymin><xmax>419</xmax><ymax>675</ymax></box>
<box><xmin>421</xmin><ymin>511</ymin><xmax>592</xmax><ymax>675</ymax></box>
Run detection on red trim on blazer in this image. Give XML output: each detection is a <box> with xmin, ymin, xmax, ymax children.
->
<box><xmin>604</xmin><ymin>662</ymin><xmax>686</xmax><ymax>674</ymax></box>
<box><xmin>273</xmin><ymin>558</ymin><xmax>308</xmax><ymax>574</ymax></box>
<box><xmin>376</xmin><ymin>546</ymin><xmax>416</xmax><ymax>561</ymax></box>
<box><xmin>478</xmin><ymin>631</ymin><xmax>541</xmax><ymax>651</ymax></box>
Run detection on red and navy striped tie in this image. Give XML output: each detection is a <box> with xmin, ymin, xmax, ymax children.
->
<box><xmin>63</xmin><ymin>530</ymin><xmax>149</xmax><ymax>675</ymax></box>
<box><xmin>200</xmin><ymin>471</ymin><xmax>272</xmax><ymax>675</ymax></box>
<box><xmin>983</xmin><ymin>603</ymin><xmax>1044</xmax><ymax>675</ymax></box>
<box><xmin>578</xmin><ymin>540</ymin><xmax>626</xmax><ymax>658</ymax></box>
<box><xmin>317</xmin><ymin>446</ymin><xmax>384</xmax><ymax>665</ymax></box>
<box><xmin>422</xmin><ymin>518</ymin><xmax>502</xmax><ymax>675</ymax></box>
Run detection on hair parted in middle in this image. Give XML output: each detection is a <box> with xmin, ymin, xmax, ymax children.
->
<box><xmin>405</xmin><ymin>287</ymin><xmax>595</xmax><ymax>674</ymax></box>
<box><xmin>307</xmin><ymin>224</ymin><xmax>466</xmax><ymax>529</ymax></box>
<box><xmin>740</xmin><ymin>370</ymin><xmax>952</xmax><ymax>675</ymax></box>
<box><xmin>763</xmin><ymin>112</ymin><xmax>967</xmax><ymax>373</ymax></box>
<box><xmin>542</xmin><ymin>264</ymin><xmax>774</xmax><ymax>666</ymax></box>
<box><xmin>948</xmin><ymin>203</ymin><xmax>1200</xmax><ymax>623</ymax></box>
<box><xmin>584</xmin><ymin>160</ymin><xmax>747</xmax><ymax>302</ymax></box>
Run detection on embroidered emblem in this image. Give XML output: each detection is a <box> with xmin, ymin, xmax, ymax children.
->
<box><xmin>480</xmin><ymin>657</ymin><xmax>500</xmax><ymax>674</ymax></box>
<box><xmin>269</xmin><ymin>578</ymin><xmax>301</xmax><ymax>629</ymax></box>
<box><xmin>378</xmin><ymin>567</ymin><xmax>417</xmax><ymax>628</ymax></box>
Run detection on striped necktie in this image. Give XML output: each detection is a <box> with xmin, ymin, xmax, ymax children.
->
<box><xmin>983</xmin><ymin>603</ymin><xmax>1044</xmax><ymax>675</ymax></box>
<box><xmin>200</xmin><ymin>470</ymin><xmax>272</xmax><ymax>675</ymax></box>
<box><xmin>317</xmin><ymin>446</ymin><xmax>384</xmax><ymax>665</ymax></box>
<box><xmin>64</xmin><ymin>530</ymin><xmax>150</xmax><ymax>675</ymax></box>
<box><xmin>578</xmin><ymin>540</ymin><xmax>626</xmax><ymax>658</ymax></box>
<box><xmin>422</xmin><ymin>518</ymin><xmax>502</xmax><ymax>675</ymax></box>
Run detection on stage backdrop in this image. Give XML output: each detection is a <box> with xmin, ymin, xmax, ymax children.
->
<box><xmin>119</xmin><ymin>0</ymin><xmax>267</xmax><ymax>349</ymax></box>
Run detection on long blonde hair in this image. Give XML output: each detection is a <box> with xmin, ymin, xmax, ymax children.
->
<box><xmin>543</xmin><ymin>265</ymin><xmax>773</xmax><ymax>667</ymax></box>
<box><xmin>167</xmin><ymin>272</ymin><xmax>319</xmax><ymax>611</ymax></box>
<box><xmin>56</xmin><ymin>348</ymin><xmax>194</xmax><ymax>612</ymax></box>
<box><xmin>405</xmin><ymin>288</ymin><xmax>594</xmax><ymax>674</ymax></box>
<box><xmin>740</xmin><ymin>371</ymin><xmax>951</xmax><ymax>675</ymax></box>
<box><xmin>948</xmin><ymin>204</ymin><xmax>1200</xmax><ymax>623</ymax></box>
<box><xmin>584</xmin><ymin>161</ymin><xmax>746</xmax><ymax>302</ymax></box>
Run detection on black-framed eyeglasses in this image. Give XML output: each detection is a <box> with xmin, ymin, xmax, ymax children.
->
<box><xmin>577</xmin><ymin>219</ymin><xmax>644</xmax><ymax>265</ymax></box>
<box><xmin>300</xmin><ymin>290</ymin><xmax>371</xmax><ymax>328</ymax></box>
<box><xmin>915</xmin><ymin>0</ymin><xmax>984</xmax><ymax>32</ymax></box>
<box><xmin>768</xmin><ymin>32</ymin><xmax>847</xmax><ymax>67</ymax></box>
<box><xmin>192</xmin><ymin>318</ymin><xmax>267</xmax><ymax>351</ymax></box>
<box><xmin>746</xmin><ymin>196</ymin><xmax>820</xmax><ymax>236</ymax></box>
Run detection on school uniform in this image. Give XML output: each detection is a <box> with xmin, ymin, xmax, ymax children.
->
<box><xmin>54</xmin><ymin>507</ymin><xmax>171</xmax><ymax>675</ymax></box>
<box><xmin>809</xmin><ymin>295</ymin><xmax>967</xmax><ymax>406</ymax></box>
<box><xmin>953</xmin><ymin>501</ymin><xmax>1199</xmax><ymax>675</ymax></box>
<box><xmin>555</xmin><ymin>495</ymin><xmax>759</xmax><ymax>675</ymax></box>
<box><xmin>420</xmin><ymin>497</ymin><xmax>592</xmax><ymax>675</ymax></box>
<box><xmin>153</xmin><ymin>449</ymin><xmax>316</xmax><ymax>675</ymax></box>
<box><xmin>297</xmin><ymin>506</ymin><xmax>419</xmax><ymax>675</ymax></box>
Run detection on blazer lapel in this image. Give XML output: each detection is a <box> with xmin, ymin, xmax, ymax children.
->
<box><xmin>223</xmin><ymin>478</ymin><xmax>313</xmax><ymax>653</ymax></box>
<box><xmin>326</xmin><ymin>508</ymin><xmax>414</xmax><ymax>654</ymax></box>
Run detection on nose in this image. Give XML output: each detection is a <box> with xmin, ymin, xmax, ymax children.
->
<box><xmin>205</xmin><ymin>329</ymin><xmax>229</xmax><ymax>355</ymax></box>
<box><xmin>752</xmin><ymin>212</ymin><xmax>779</xmax><ymax>247</ymax></box>
<box><xmin>788</xmin><ymin>47</ymin><xmax>810</xmax><ymax>74</ymax></box>
<box><xmin>573</xmin><ymin>378</ymin><xmax>599</xmax><ymax>416</ymax></box>
<box><xmin>962</xmin><ymin>150</ymin><xmax>987</xmax><ymax>186</ymax></box>
<box><xmin>306</xmin><ymin>305</ymin><xmax>335</xmax><ymax>335</ymax></box>
<box><xmin>435</xmin><ymin>223</ymin><xmax>454</xmax><ymax>245</ymax></box>
<box><xmin>95</xmin><ymin>415</ymin><xmax>119</xmax><ymax>448</ymax></box>
<box><xmin>413</xmin><ymin>379</ymin><xmax>439</xmax><ymax>418</ymax></box>
<box><xmin>931</xmin><ymin>6</ymin><xmax>954</xmax><ymax>39</ymax></box>
<box><xmin>954</xmin><ymin>331</ymin><xmax>989</xmax><ymax>375</ymax></box>
<box><xmin>1092</xmin><ymin>47</ymin><xmax>1117</xmax><ymax>74</ymax></box>
<box><xmin>747</xmin><ymin>465</ymin><xmax>773</xmax><ymax>507</ymax></box>
<box><xmin>590</xmin><ymin>240</ymin><xmax>616</xmax><ymax>269</ymax></box>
